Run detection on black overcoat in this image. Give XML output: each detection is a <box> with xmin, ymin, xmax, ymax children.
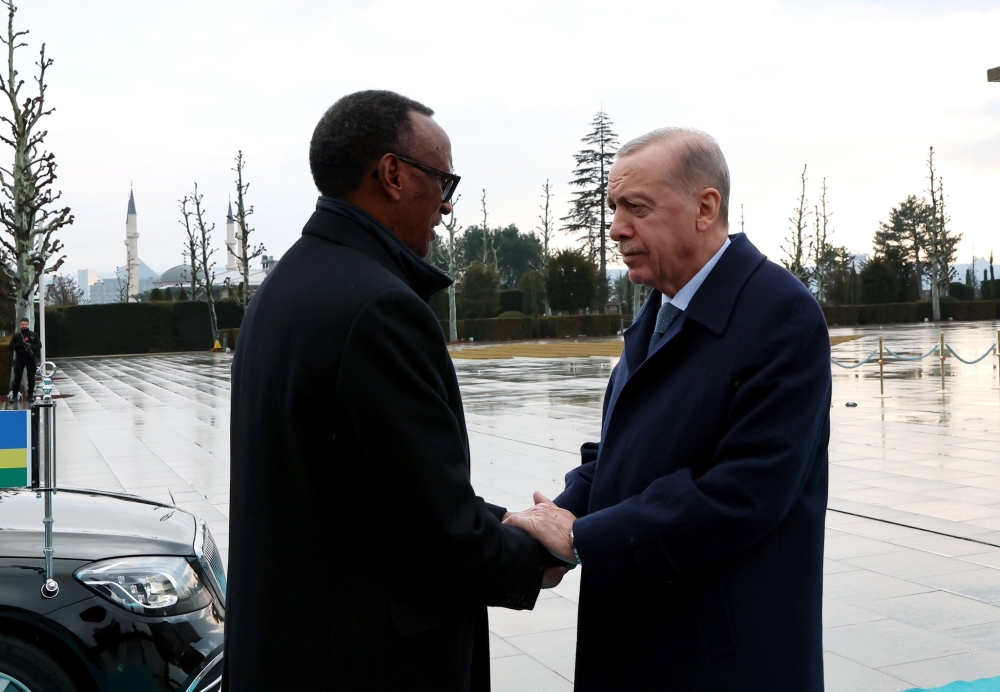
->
<box><xmin>223</xmin><ymin>197</ymin><xmax>545</xmax><ymax>692</ymax></box>
<box><xmin>557</xmin><ymin>234</ymin><xmax>831</xmax><ymax>691</ymax></box>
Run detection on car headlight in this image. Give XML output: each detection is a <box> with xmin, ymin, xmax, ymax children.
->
<box><xmin>75</xmin><ymin>556</ymin><xmax>214</xmax><ymax>616</ymax></box>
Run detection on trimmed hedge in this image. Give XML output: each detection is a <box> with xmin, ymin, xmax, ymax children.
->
<box><xmin>499</xmin><ymin>290</ymin><xmax>525</xmax><ymax>314</ymax></box>
<box><xmin>823</xmin><ymin>301</ymin><xmax>1000</xmax><ymax>326</ymax></box>
<box><xmin>41</xmin><ymin>302</ymin><xmax>215</xmax><ymax>357</ymax></box>
<box><xmin>439</xmin><ymin>314</ymin><xmax>632</xmax><ymax>343</ymax></box>
<box><xmin>214</xmin><ymin>300</ymin><xmax>245</xmax><ymax>329</ymax></box>
<box><xmin>219</xmin><ymin>327</ymin><xmax>240</xmax><ymax>350</ymax></box>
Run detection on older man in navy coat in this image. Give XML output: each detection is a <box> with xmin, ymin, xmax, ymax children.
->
<box><xmin>506</xmin><ymin>128</ymin><xmax>831</xmax><ymax>690</ymax></box>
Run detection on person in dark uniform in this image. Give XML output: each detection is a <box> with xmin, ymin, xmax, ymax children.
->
<box><xmin>9</xmin><ymin>317</ymin><xmax>40</xmax><ymax>403</ymax></box>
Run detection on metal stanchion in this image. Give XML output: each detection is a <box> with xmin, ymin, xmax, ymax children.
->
<box><xmin>995</xmin><ymin>330</ymin><xmax>1000</xmax><ymax>390</ymax></box>
<box><xmin>33</xmin><ymin>362</ymin><xmax>59</xmax><ymax>599</ymax></box>
<box><xmin>938</xmin><ymin>332</ymin><xmax>948</xmax><ymax>394</ymax></box>
<box><xmin>875</xmin><ymin>336</ymin><xmax>890</xmax><ymax>398</ymax></box>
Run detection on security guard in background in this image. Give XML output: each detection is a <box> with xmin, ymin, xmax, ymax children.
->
<box><xmin>8</xmin><ymin>317</ymin><xmax>41</xmax><ymax>404</ymax></box>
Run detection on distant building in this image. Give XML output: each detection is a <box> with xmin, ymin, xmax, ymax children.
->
<box><xmin>82</xmin><ymin>191</ymin><xmax>159</xmax><ymax>304</ymax></box>
<box><xmin>76</xmin><ymin>190</ymin><xmax>277</xmax><ymax>303</ymax></box>
<box><xmin>77</xmin><ymin>270</ymin><xmax>98</xmax><ymax>303</ymax></box>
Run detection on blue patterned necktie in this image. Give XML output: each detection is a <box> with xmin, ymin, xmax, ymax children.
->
<box><xmin>647</xmin><ymin>302</ymin><xmax>683</xmax><ymax>356</ymax></box>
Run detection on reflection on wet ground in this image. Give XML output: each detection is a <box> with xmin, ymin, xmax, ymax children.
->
<box><xmin>45</xmin><ymin>322</ymin><xmax>1000</xmax><ymax>691</ymax></box>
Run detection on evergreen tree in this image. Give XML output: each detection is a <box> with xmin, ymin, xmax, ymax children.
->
<box><xmin>545</xmin><ymin>249</ymin><xmax>597</xmax><ymax>313</ymax></box>
<box><xmin>149</xmin><ymin>287</ymin><xmax>164</xmax><ymax>302</ymax></box>
<box><xmin>457</xmin><ymin>262</ymin><xmax>500</xmax><ymax>319</ymax></box>
<box><xmin>860</xmin><ymin>258</ymin><xmax>899</xmax><ymax>305</ymax></box>
<box><xmin>873</xmin><ymin>196</ymin><xmax>928</xmax><ymax>302</ymax></box>
<box><xmin>562</xmin><ymin>110</ymin><xmax>618</xmax><ymax>307</ymax></box>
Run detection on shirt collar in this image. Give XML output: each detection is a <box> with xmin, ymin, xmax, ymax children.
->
<box><xmin>661</xmin><ymin>238</ymin><xmax>731</xmax><ymax>311</ymax></box>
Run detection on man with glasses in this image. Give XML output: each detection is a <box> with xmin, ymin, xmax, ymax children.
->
<box><xmin>224</xmin><ymin>90</ymin><xmax>563</xmax><ymax>692</ymax></box>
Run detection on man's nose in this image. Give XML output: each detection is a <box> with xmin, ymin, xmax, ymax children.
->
<box><xmin>441</xmin><ymin>199</ymin><xmax>453</xmax><ymax>216</ymax></box>
<box><xmin>609</xmin><ymin>214</ymin><xmax>628</xmax><ymax>241</ymax></box>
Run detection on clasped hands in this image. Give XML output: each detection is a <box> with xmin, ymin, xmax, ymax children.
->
<box><xmin>503</xmin><ymin>491</ymin><xmax>577</xmax><ymax>589</ymax></box>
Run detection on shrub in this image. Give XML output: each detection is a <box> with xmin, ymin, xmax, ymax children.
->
<box><xmin>499</xmin><ymin>290</ymin><xmax>525</xmax><ymax>314</ymax></box>
<box><xmin>458</xmin><ymin>263</ymin><xmax>501</xmax><ymax>318</ymax></box>
<box><xmin>546</xmin><ymin>250</ymin><xmax>596</xmax><ymax>313</ymax></box>
<box><xmin>948</xmin><ymin>282</ymin><xmax>971</xmax><ymax>301</ymax></box>
<box><xmin>860</xmin><ymin>259</ymin><xmax>899</xmax><ymax>304</ymax></box>
<box><xmin>149</xmin><ymin>287</ymin><xmax>164</xmax><ymax>301</ymax></box>
<box><xmin>497</xmin><ymin>311</ymin><xmax>528</xmax><ymax>319</ymax></box>
<box><xmin>40</xmin><ymin>302</ymin><xmax>214</xmax><ymax>357</ymax></box>
<box><xmin>214</xmin><ymin>300</ymin><xmax>245</xmax><ymax>329</ymax></box>
<box><xmin>519</xmin><ymin>270</ymin><xmax>546</xmax><ymax>316</ymax></box>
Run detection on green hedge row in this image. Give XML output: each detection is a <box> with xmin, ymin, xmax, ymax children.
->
<box><xmin>40</xmin><ymin>302</ymin><xmax>216</xmax><ymax>357</ymax></box>
<box><xmin>440</xmin><ymin>314</ymin><xmax>632</xmax><ymax>342</ymax></box>
<box><xmin>823</xmin><ymin>301</ymin><xmax>1000</xmax><ymax>326</ymax></box>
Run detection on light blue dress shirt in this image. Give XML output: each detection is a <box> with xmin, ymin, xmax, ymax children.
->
<box><xmin>661</xmin><ymin>237</ymin><xmax>731</xmax><ymax>310</ymax></box>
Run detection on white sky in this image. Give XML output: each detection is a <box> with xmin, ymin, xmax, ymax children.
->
<box><xmin>11</xmin><ymin>0</ymin><xmax>1000</xmax><ymax>279</ymax></box>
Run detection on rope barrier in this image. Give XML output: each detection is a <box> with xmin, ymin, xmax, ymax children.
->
<box><xmin>883</xmin><ymin>344</ymin><xmax>939</xmax><ymax>361</ymax></box>
<box><xmin>830</xmin><ymin>349</ymin><xmax>879</xmax><ymax>369</ymax></box>
<box><xmin>945</xmin><ymin>343</ymin><xmax>997</xmax><ymax>365</ymax></box>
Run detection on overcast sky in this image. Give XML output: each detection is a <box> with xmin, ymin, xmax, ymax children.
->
<box><xmin>11</xmin><ymin>0</ymin><xmax>1000</xmax><ymax>279</ymax></box>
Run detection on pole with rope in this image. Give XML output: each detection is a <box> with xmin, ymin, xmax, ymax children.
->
<box><xmin>938</xmin><ymin>332</ymin><xmax>947</xmax><ymax>394</ymax></box>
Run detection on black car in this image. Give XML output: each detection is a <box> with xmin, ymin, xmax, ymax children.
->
<box><xmin>0</xmin><ymin>487</ymin><xmax>225</xmax><ymax>692</ymax></box>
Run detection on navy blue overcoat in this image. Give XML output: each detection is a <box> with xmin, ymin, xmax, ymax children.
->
<box><xmin>557</xmin><ymin>233</ymin><xmax>831</xmax><ymax>691</ymax></box>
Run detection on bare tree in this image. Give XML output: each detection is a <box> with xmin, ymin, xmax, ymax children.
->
<box><xmin>179</xmin><ymin>195</ymin><xmax>199</xmax><ymax>300</ymax></box>
<box><xmin>535</xmin><ymin>180</ymin><xmax>555</xmax><ymax>272</ymax></box>
<box><xmin>229</xmin><ymin>150</ymin><xmax>265</xmax><ymax>308</ymax></box>
<box><xmin>0</xmin><ymin>1</ymin><xmax>72</xmax><ymax>326</ymax></box>
<box><xmin>45</xmin><ymin>272</ymin><xmax>80</xmax><ymax>306</ymax></box>
<box><xmin>479</xmin><ymin>189</ymin><xmax>495</xmax><ymax>267</ymax></box>
<box><xmin>441</xmin><ymin>195</ymin><xmax>463</xmax><ymax>343</ymax></box>
<box><xmin>116</xmin><ymin>246</ymin><xmax>134</xmax><ymax>303</ymax></box>
<box><xmin>190</xmin><ymin>183</ymin><xmax>219</xmax><ymax>342</ymax></box>
<box><xmin>534</xmin><ymin>180</ymin><xmax>556</xmax><ymax>315</ymax></box>
<box><xmin>740</xmin><ymin>204</ymin><xmax>745</xmax><ymax>234</ymax></box>
<box><xmin>925</xmin><ymin>147</ymin><xmax>944</xmax><ymax>321</ymax></box>
<box><xmin>810</xmin><ymin>178</ymin><xmax>834</xmax><ymax>303</ymax></box>
<box><xmin>781</xmin><ymin>165</ymin><xmax>811</xmax><ymax>283</ymax></box>
<box><xmin>935</xmin><ymin>177</ymin><xmax>960</xmax><ymax>295</ymax></box>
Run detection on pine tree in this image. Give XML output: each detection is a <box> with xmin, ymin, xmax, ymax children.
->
<box><xmin>562</xmin><ymin>110</ymin><xmax>618</xmax><ymax>308</ymax></box>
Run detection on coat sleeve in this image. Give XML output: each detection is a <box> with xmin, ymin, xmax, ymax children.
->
<box><xmin>572</xmin><ymin>293</ymin><xmax>831</xmax><ymax>597</ymax></box>
<box><xmin>339</xmin><ymin>288</ymin><xmax>543</xmax><ymax>610</ymax></box>
<box><xmin>555</xmin><ymin>370</ymin><xmax>615</xmax><ymax>518</ymax></box>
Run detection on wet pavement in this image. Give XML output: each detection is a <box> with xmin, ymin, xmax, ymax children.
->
<box><xmin>46</xmin><ymin>321</ymin><xmax>1000</xmax><ymax>692</ymax></box>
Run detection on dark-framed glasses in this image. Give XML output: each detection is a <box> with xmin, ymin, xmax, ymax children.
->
<box><xmin>393</xmin><ymin>154</ymin><xmax>461</xmax><ymax>203</ymax></box>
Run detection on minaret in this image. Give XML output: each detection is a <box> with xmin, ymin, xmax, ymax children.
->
<box><xmin>125</xmin><ymin>189</ymin><xmax>140</xmax><ymax>301</ymax></box>
<box><xmin>225</xmin><ymin>200</ymin><xmax>238</xmax><ymax>272</ymax></box>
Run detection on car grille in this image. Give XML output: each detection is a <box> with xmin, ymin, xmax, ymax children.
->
<box><xmin>200</xmin><ymin>525</ymin><xmax>227</xmax><ymax>598</ymax></box>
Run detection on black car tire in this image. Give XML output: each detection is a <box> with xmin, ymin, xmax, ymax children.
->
<box><xmin>0</xmin><ymin>633</ymin><xmax>76</xmax><ymax>692</ymax></box>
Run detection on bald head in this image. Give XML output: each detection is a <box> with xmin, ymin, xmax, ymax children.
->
<box><xmin>617</xmin><ymin>128</ymin><xmax>730</xmax><ymax>226</ymax></box>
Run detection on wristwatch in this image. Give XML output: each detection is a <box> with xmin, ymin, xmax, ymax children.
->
<box><xmin>569</xmin><ymin>530</ymin><xmax>582</xmax><ymax>566</ymax></box>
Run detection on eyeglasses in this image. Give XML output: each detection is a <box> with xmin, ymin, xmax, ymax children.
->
<box><xmin>380</xmin><ymin>154</ymin><xmax>461</xmax><ymax>204</ymax></box>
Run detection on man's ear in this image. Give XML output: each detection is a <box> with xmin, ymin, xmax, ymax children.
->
<box><xmin>375</xmin><ymin>153</ymin><xmax>404</xmax><ymax>203</ymax></box>
<box><xmin>695</xmin><ymin>188</ymin><xmax>722</xmax><ymax>232</ymax></box>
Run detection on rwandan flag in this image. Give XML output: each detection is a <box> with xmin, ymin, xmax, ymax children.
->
<box><xmin>0</xmin><ymin>410</ymin><xmax>30</xmax><ymax>488</ymax></box>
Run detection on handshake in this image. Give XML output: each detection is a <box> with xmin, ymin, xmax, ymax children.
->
<box><xmin>502</xmin><ymin>491</ymin><xmax>578</xmax><ymax>589</ymax></box>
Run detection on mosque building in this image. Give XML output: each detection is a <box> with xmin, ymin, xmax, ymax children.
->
<box><xmin>79</xmin><ymin>189</ymin><xmax>276</xmax><ymax>304</ymax></box>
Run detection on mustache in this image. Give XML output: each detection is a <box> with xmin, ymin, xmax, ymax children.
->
<box><xmin>618</xmin><ymin>242</ymin><xmax>644</xmax><ymax>255</ymax></box>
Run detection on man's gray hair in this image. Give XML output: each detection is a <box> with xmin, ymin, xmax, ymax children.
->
<box><xmin>617</xmin><ymin>127</ymin><xmax>731</xmax><ymax>225</ymax></box>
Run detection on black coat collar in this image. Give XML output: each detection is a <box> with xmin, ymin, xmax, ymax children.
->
<box><xmin>622</xmin><ymin>233</ymin><xmax>766</xmax><ymax>372</ymax></box>
<box><xmin>303</xmin><ymin>196</ymin><xmax>452</xmax><ymax>302</ymax></box>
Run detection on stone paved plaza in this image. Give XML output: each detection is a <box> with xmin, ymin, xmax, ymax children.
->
<box><xmin>46</xmin><ymin>321</ymin><xmax>1000</xmax><ymax>691</ymax></box>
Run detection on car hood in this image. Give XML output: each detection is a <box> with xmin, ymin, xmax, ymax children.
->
<box><xmin>0</xmin><ymin>487</ymin><xmax>196</xmax><ymax>560</ymax></box>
